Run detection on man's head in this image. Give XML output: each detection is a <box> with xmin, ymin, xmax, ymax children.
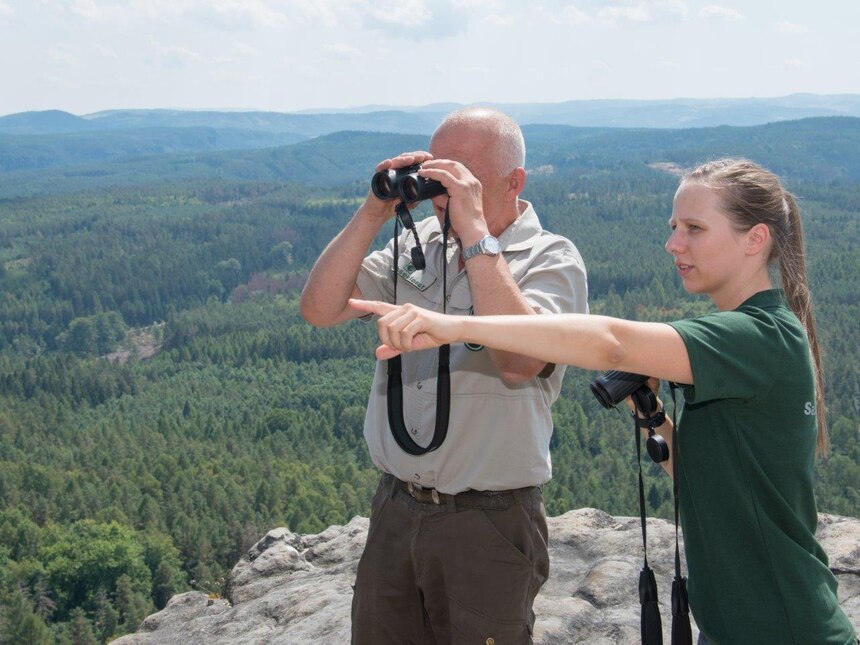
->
<box><xmin>429</xmin><ymin>107</ymin><xmax>527</xmax><ymax>234</ymax></box>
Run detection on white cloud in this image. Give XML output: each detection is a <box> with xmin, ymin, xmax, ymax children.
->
<box><xmin>325</xmin><ymin>43</ymin><xmax>363</xmax><ymax>59</ymax></box>
<box><xmin>234</xmin><ymin>43</ymin><xmax>262</xmax><ymax>57</ymax></box>
<box><xmin>0</xmin><ymin>0</ymin><xmax>14</xmax><ymax>18</ymax></box>
<box><xmin>699</xmin><ymin>5</ymin><xmax>743</xmax><ymax>21</ymax></box>
<box><xmin>93</xmin><ymin>43</ymin><xmax>118</xmax><ymax>58</ymax></box>
<box><xmin>70</xmin><ymin>0</ymin><xmax>126</xmax><ymax>22</ymax></box>
<box><xmin>554</xmin><ymin>4</ymin><xmax>592</xmax><ymax>26</ymax></box>
<box><xmin>208</xmin><ymin>0</ymin><xmax>288</xmax><ymax>29</ymax></box>
<box><xmin>46</xmin><ymin>45</ymin><xmax>79</xmax><ymax>66</ymax></box>
<box><xmin>367</xmin><ymin>0</ymin><xmax>432</xmax><ymax>28</ymax></box>
<box><xmin>451</xmin><ymin>0</ymin><xmax>499</xmax><ymax>8</ymax></box>
<box><xmin>598</xmin><ymin>3</ymin><xmax>652</xmax><ymax>23</ymax></box>
<box><xmin>777</xmin><ymin>20</ymin><xmax>808</xmax><ymax>34</ymax></box>
<box><xmin>70</xmin><ymin>0</ymin><xmax>288</xmax><ymax>28</ymax></box>
<box><xmin>213</xmin><ymin>43</ymin><xmax>262</xmax><ymax>66</ymax></box>
<box><xmin>486</xmin><ymin>13</ymin><xmax>514</xmax><ymax>27</ymax></box>
<box><xmin>155</xmin><ymin>44</ymin><xmax>203</xmax><ymax>67</ymax></box>
<box><xmin>655</xmin><ymin>0</ymin><xmax>688</xmax><ymax>20</ymax></box>
<box><xmin>285</xmin><ymin>0</ymin><xmax>342</xmax><ymax>29</ymax></box>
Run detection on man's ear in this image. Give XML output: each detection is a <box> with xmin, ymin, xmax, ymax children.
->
<box><xmin>507</xmin><ymin>167</ymin><xmax>527</xmax><ymax>201</ymax></box>
<box><xmin>746</xmin><ymin>223</ymin><xmax>771</xmax><ymax>256</ymax></box>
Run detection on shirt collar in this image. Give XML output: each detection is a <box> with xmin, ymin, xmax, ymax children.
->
<box><xmin>737</xmin><ymin>289</ymin><xmax>787</xmax><ymax>310</ymax></box>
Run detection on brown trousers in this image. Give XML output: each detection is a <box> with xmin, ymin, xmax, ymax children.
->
<box><xmin>351</xmin><ymin>474</ymin><xmax>550</xmax><ymax>645</ymax></box>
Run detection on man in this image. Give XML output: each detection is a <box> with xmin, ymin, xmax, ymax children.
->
<box><xmin>300</xmin><ymin>107</ymin><xmax>588</xmax><ymax>644</ymax></box>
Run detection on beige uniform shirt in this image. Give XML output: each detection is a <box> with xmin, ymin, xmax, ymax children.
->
<box><xmin>356</xmin><ymin>201</ymin><xmax>588</xmax><ymax>494</ymax></box>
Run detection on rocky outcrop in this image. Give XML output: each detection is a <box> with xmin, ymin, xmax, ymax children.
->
<box><xmin>114</xmin><ymin>509</ymin><xmax>860</xmax><ymax>644</ymax></box>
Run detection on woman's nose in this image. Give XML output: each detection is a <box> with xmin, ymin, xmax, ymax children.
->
<box><xmin>665</xmin><ymin>231</ymin><xmax>679</xmax><ymax>254</ymax></box>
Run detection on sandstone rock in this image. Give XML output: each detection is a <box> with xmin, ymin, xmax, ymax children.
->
<box><xmin>114</xmin><ymin>510</ymin><xmax>860</xmax><ymax>644</ymax></box>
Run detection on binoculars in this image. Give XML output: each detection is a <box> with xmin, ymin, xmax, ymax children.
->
<box><xmin>591</xmin><ymin>370</ymin><xmax>669</xmax><ymax>463</ymax></box>
<box><xmin>371</xmin><ymin>164</ymin><xmax>447</xmax><ymax>204</ymax></box>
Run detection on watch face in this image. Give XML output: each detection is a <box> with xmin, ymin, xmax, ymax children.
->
<box><xmin>484</xmin><ymin>236</ymin><xmax>501</xmax><ymax>254</ymax></box>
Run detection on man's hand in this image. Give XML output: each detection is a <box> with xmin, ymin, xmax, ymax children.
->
<box><xmin>348</xmin><ymin>299</ymin><xmax>460</xmax><ymax>360</ymax></box>
<box><xmin>418</xmin><ymin>160</ymin><xmax>488</xmax><ymax>244</ymax></box>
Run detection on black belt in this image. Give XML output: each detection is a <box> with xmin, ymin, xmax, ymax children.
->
<box><xmin>387</xmin><ymin>474</ymin><xmax>538</xmax><ymax>511</ymax></box>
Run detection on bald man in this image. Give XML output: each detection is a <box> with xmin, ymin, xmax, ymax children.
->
<box><xmin>301</xmin><ymin>108</ymin><xmax>588</xmax><ymax>644</ymax></box>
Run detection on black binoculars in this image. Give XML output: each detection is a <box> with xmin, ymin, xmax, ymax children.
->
<box><xmin>591</xmin><ymin>370</ymin><xmax>669</xmax><ymax>463</ymax></box>
<box><xmin>371</xmin><ymin>164</ymin><xmax>447</xmax><ymax>204</ymax></box>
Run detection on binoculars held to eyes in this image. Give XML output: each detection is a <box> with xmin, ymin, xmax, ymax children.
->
<box><xmin>371</xmin><ymin>164</ymin><xmax>447</xmax><ymax>204</ymax></box>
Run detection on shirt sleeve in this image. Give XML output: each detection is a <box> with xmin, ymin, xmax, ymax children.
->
<box><xmin>355</xmin><ymin>237</ymin><xmax>398</xmax><ymax>305</ymax></box>
<box><xmin>517</xmin><ymin>237</ymin><xmax>589</xmax><ymax>316</ymax></box>
<box><xmin>668</xmin><ymin>311</ymin><xmax>784</xmax><ymax>404</ymax></box>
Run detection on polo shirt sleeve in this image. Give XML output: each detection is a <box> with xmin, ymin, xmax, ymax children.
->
<box><xmin>668</xmin><ymin>311</ymin><xmax>783</xmax><ymax>404</ymax></box>
<box><xmin>518</xmin><ymin>238</ymin><xmax>588</xmax><ymax>316</ymax></box>
<box><xmin>356</xmin><ymin>237</ymin><xmax>396</xmax><ymax>304</ymax></box>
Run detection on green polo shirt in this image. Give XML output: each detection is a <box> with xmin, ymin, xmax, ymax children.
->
<box><xmin>668</xmin><ymin>290</ymin><xmax>856</xmax><ymax>644</ymax></box>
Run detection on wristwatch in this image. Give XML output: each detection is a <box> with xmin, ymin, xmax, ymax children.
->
<box><xmin>461</xmin><ymin>235</ymin><xmax>501</xmax><ymax>262</ymax></box>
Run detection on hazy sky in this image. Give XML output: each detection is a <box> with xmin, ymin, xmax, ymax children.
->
<box><xmin>1</xmin><ymin>0</ymin><xmax>858</xmax><ymax>116</ymax></box>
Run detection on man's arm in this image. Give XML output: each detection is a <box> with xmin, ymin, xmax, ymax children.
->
<box><xmin>300</xmin><ymin>152</ymin><xmax>432</xmax><ymax>328</ymax></box>
<box><xmin>460</xmin><ymin>252</ymin><xmax>547</xmax><ymax>384</ymax></box>
<box><xmin>416</xmin><ymin>161</ymin><xmax>559</xmax><ymax>384</ymax></box>
<box><xmin>300</xmin><ymin>202</ymin><xmax>386</xmax><ymax>328</ymax></box>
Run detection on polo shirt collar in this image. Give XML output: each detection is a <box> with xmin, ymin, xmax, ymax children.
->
<box><xmin>737</xmin><ymin>288</ymin><xmax>787</xmax><ymax>310</ymax></box>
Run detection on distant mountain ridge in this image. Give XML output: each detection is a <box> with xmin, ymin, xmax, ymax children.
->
<box><xmin>2</xmin><ymin>117</ymin><xmax>859</xmax><ymax>199</ymax></box>
<box><xmin>3</xmin><ymin>93</ymin><xmax>860</xmax><ymax>136</ymax></box>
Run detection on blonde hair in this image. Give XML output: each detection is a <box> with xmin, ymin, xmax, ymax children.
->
<box><xmin>683</xmin><ymin>158</ymin><xmax>828</xmax><ymax>456</ymax></box>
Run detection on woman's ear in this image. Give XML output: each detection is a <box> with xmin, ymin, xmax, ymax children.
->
<box><xmin>746</xmin><ymin>223</ymin><xmax>771</xmax><ymax>256</ymax></box>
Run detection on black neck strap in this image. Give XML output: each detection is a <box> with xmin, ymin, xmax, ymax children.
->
<box><xmin>631</xmin><ymin>384</ymin><xmax>692</xmax><ymax>645</ymax></box>
<box><xmin>669</xmin><ymin>382</ymin><xmax>692</xmax><ymax>644</ymax></box>
<box><xmin>386</xmin><ymin>202</ymin><xmax>452</xmax><ymax>455</ymax></box>
<box><xmin>633</xmin><ymin>394</ymin><xmax>663</xmax><ymax>645</ymax></box>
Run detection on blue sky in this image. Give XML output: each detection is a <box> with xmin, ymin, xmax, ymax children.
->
<box><xmin>0</xmin><ymin>0</ymin><xmax>857</xmax><ymax>116</ymax></box>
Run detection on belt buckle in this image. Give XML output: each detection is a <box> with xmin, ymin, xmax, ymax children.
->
<box><xmin>406</xmin><ymin>481</ymin><xmax>441</xmax><ymax>505</ymax></box>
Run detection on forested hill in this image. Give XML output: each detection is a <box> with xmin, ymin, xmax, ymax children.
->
<box><xmin>0</xmin><ymin>116</ymin><xmax>858</xmax><ymax>642</ymax></box>
<box><xmin>3</xmin><ymin>117</ymin><xmax>860</xmax><ymax>199</ymax></box>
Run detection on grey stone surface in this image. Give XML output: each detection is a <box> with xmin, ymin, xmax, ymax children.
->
<box><xmin>114</xmin><ymin>510</ymin><xmax>860</xmax><ymax>644</ymax></box>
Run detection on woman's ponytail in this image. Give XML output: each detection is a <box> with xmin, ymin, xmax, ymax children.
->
<box><xmin>779</xmin><ymin>192</ymin><xmax>828</xmax><ymax>455</ymax></box>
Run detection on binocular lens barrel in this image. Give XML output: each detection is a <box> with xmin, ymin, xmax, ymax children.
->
<box><xmin>370</xmin><ymin>164</ymin><xmax>447</xmax><ymax>204</ymax></box>
<box><xmin>590</xmin><ymin>370</ymin><xmax>650</xmax><ymax>409</ymax></box>
<box><xmin>371</xmin><ymin>170</ymin><xmax>396</xmax><ymax>200</ymax></box>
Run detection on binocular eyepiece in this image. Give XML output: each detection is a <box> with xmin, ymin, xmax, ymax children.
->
<box><xmin>590</xmin><ymin>370</ymin><xmax>669</xmax><ymax>463</ymax></box>
<box><xmin>371</xmin><ymin>164</ymin><xmax>447</xmax><ymax>204</ymax></box>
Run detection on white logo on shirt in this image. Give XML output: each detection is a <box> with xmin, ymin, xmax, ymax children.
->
<box><xmin>803</xmin><ymin>402</ymin><xmax>816</xmax><ymax>416</ymax></box>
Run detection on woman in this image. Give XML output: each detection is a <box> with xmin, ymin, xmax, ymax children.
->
<box><xmin>351</xmin><ymin>159</ymin><xmax>857</xmax><ymax>644</ymax></box>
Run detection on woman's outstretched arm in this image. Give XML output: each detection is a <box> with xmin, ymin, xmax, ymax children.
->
<box><xmin>349</xmin><ymin>299</ymin><xmax>694</xmax><ymax>386</ymax></box>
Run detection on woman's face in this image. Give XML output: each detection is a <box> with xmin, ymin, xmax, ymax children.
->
<box><xmin>665</xmin><ymin>182</ymin><xmax>751</xmax><ymax>304</ymax></box>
